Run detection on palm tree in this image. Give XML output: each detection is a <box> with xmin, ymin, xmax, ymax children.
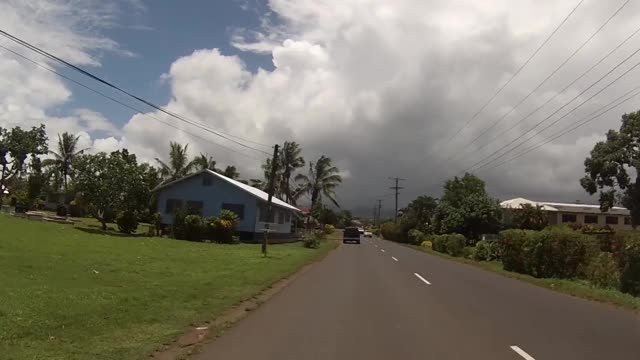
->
<box><xmin>220</xmin><ymin>165</ymin><xmax>240</xmax><ymax>179</ymax></box>
<box><xmin>48</xmin><ymin>132</ymin><xmax>86</xmax><ymax>194</ymax></box>
<box><xmin>279</xmin><ymin>141</ymin><xmax>305</xmax><ymax>203</ymax></box>
<box><xmin>249</xmin><ymin>178</ymin><xmax>265</xmax><ymax>190</ymax></box>
<box><xmin>155</xmin><ymin>142</ymin><xmax>193</xmax><ymax>183</ymax></box>
<box><xmin>295</xmin><ymin>155</ymin><xmax>342</xmax><ymax>210</ymax></box>
<box><xmin>191</xmin><ymin>153</ymin><xmax>217</xmax><ymax>172</ymax></box>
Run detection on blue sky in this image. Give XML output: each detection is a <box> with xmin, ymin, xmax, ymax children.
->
<box><xmin>61</xmin><ymin>0</ymin><xmax>273</xmax><ymax>130</ymax></box>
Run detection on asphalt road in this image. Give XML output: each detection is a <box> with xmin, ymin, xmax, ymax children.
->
<box><xmin>193</xmin><ymin>237</ymin><xmax>640</xmax><ymax>360</ymax></box>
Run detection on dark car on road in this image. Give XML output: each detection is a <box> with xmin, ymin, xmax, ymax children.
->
<box><xmin>343</xmin><ymin>227</ymin><xmax>361</xmax><ymax>244</ymax></box>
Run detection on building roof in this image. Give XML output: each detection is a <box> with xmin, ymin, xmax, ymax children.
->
<box><xmin>500</xmin><ymin>197</ymin><xmax>558</xmax><ymax>211</ymax></box>
<box><xmin>153</xmin><ymin>169</ymin><xmax>300</xmax><ymax>212</ymax></box>
<box><xmin>500</xmin><ymin>197</ymin><xmax>629</xmax><ymax>216</ymax></box>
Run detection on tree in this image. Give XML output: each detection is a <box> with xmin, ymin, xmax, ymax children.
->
<box><xmin>314</xmin><ymin>206</ymin><xmax>338</xmax><ymax>226</ymax></box>
<box><xmin>433</xmin><ymin>173</ymin><xmax>501</xmax><ymax>240</ymax></box>
<box><xmin>220</xmin><ymin>165</ymin><xmax>240</xmax><ymax>179</ymax></box>
<box><xmin>249</xmin><ymin>178</ymin><xmax>265</xmax><ymax>190</ymax></box>
<box><xmin>581</xmin><ymin>111</ymin><xmax>640</xmax><ymax>227</ymax></box>
<box><xmin>401</xmin><ymin>195</ymin><xmax>438</xmax><ymax>233</ymax></box>
<box><xmin>27</xmin><ymin>155</ymin><xmax>46</xmax><ymax>207</ymax></box>
<box><xmin>0</xmin><ymin>125</ymin><xmax>48</xmax><ymax>201</ymax></box>
<box><xmin>156</xmin><ymin>142</ymin><xmax>193</xmax><ymax>183</ymax></box>
<box><xmin>191</xmin><ymin>153</ymin><xmax>217</xmax><ymax>171</ymax></box>
<box><xmin>337</xmin><ymin>210</ymin><xmax>353</xmax><ymax>228</ymax></box>
<box><xmin>511</xmin><ymin>203</ymin><xmax>548</xmax><ymax>230</ymax></box>
<box><xmin>295</xmin><ymin>155</ymin><xmax>342</xmax><ymax>210</ymax></box>
<box><xmin>279</xmin><ymin>141</ymin><xmax>305</xmax><ymax>203</ymax></box>
<box><xmin>48</xmin><ymin>132</ymin><xmax>86</xmax><ymax>195</ymax></box>
<box><xmin>74</xmin><ymin>150</ymin><xmax>148</xmax><ymax>230</ymax></box>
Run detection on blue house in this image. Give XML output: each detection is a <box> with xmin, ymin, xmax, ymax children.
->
<box><xmin>154</xmin><ymin>169</ymin><xmax>301</xmax><ymax>242</ymax></box>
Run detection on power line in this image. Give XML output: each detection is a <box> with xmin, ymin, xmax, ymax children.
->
<box><xmin>438</xmin><ymin>0</ymin><xmax>585</xmax><ymax>148</ymax></box>
<box><xmin>467</xmin><ymin>51</ymin><xmax>640</xmax><ymax>173</ymax></box>
<box><xmin>389</xmin><ymin>177</ymin><xmax>406</xmax><ymax>223</ymax></box>
<box><xmin>0</xmin><ymin>28</ymin><xmax>273</xmax><ymax>154</ymax></box>
<box><xmin>0</xmin><ymin>43</ymin><xmax>266</xmax><ymax>162</ymax></box>
<box><xmin>481</xmin><ymin>85</ymin><xmax>640</xmax><ymax>172</ymax></box>
<box><xmin>448</xmin><ymin>0</ymin><xmax>634</xmax><ymax>163</ymax></box>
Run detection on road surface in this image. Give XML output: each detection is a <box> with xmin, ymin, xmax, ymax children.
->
<box><xmin>193</xmin><ymin>237</ymin><xmax>640</xmax><ymax>360</ymax></box>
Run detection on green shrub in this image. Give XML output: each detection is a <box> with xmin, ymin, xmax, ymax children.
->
<box><xmin>324</xmin><ymin>224</ymin><xmax>335</xmax><ymax>235</ymax></box>
<box><xmin>183</xmin><ymin>215</ymin><xmax>205</xmax><ymax>241</ymax></box>
<box><xmin>421</xmin><ymin>240</ymin><xmax>432</xmax><ymax>248</ymax></box>
<box><xmin>219</xmin><ymin>209</ymin><xmax>240</xmax><ymax>224</ymax></box>
<box><xmin>498</xmin><ymin>229</ymin><xmax>531</xmax><ymax>273</ymax></box>
<box><xmin>445</xmin><ymin>234</ymin><xmax>466</xmax><ymax>257</ymax></box>
<box><xmin>474</xmin><ymin>240</ymin><xmax>499</xmax><ymax>261</ymax></box>
<box><xmin>171</xmin><ymin>208</ymin><xmax>187</xmax><ymax>240</ymax></box>
<box><xmin>206</xmin><ymin>213</ymin><xmax>238</xmax><ymax>244</ymax></box>
<box><xmin>431</xmin><ymin>234</ymin><xmax>447</xmax><ymax>253</ymax></box>
<box><xmin>116</xmin><ymin>210</ymin><xmax>138</xmax><ymax>234</ymax></box>
<box><xmin>303</xmin><ymin>231</ymin><xmax>323</xmax><ymax>249</ymax></box>
<box><xmin>586</xmin><ymin>252</ymin><xmax>621</xmax><ymax>289</ymax></box>
<box><xmin>500</xmin><ymin>227</ymin><xmax>599</xmax><ymax>279</ymax></box>
<box><xmin>380</xmin><ymin>222</ymin><xmax>402</xmax><ymax>241</ymax></box>
<box><xmin>408</xmin><ymin>229</ymin><xmax>425</xmax><ymax>245</ymax></box>
<box><xmin>621</xmin><ymin>236</ymin><xmax>640</xmax><ymax>296</ymax></box>
<box><xmin>151</xmin><ymin>212</ymin><xmax>162</xmax><ymax>236</ymax></box>
<box><xmin>463</xmin><ymin>246</ymin><xmax>476</xmax><ymax>259</ymax></box>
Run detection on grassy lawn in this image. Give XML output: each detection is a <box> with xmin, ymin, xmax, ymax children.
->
<box><xmin>0</xmin><ymin>214</ymin><xmax>336</xmax><ymax>360</ymax></box>
<box><xmin>409</xmin><ymin>244</ymin><xmax>640</xmax><ymax>313</ymax></box>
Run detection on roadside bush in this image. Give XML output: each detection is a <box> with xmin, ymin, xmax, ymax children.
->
<box><xmin>463</xmin><ymin>246</ymin><xmax>476</xmax><ymax>259</ymax></box>
<box><xmin>324</xmin><ymin>224</ymin><xmax>335</xmax><ymax>235</ymax></box>
<box><xmin>421</xmin><ymin>240</ymin><xmax>432</xmax><ymax>249</ymax></box>
<box><xmin>408</xmin><ymin>229</ymin><xmax>425</xmax><ymax>245</ymax></box>
<box><xmin>621</xmin><ymin>236</ymin><xmax>640</xmax><ymax>296</ymax></box>
<box><xmin>184</xmin><ymin>215</ymin><xmax>205</xmax><ymax>241</ymax></box>
<box><xmin>137</xmin><ymin>208</ymin><xmax>153</xmax><ymax>224</ymax></box>
<box><xmin>303</xmin><ymin>231</ymin><xmax>323</xmax><ymax>249</ymax></box>
<box><xmin>499</xmin><ymin>227</ymin><xmax>598</xmax><ymax>279</ymax></box>
<box><xmin>498</xmin><ymin>229</ymin><xmax>531</xmax><ymax>273</ymax></box>
<box><xmin>586</xmin><ymin>252</ymin><xmax>621</xmax><ymax>289</ymax></box>
<box><xmin>116</xmin><ymin>210</ymin><xmax>138</xmax><ymax>234</ymax></box>
<box><xmin>431</xmin><ymin>235</ymin><xmax>447</xmax><ymax>253</ymax></box>
<box><xmin>380</xmin><ymin>222</ymin><xmax>402</xmax><ymax>242</ymax></box>
<box><xmin>445</xmin><ymin>234</ymin><xmax>466</xmax><ymax>257</ymax></box>
<box><xmin>474</xmin><ymin>240</ymin><xmax>499</xmax><ymax>261</ymax></box>
<box><xmin>533</xmin><ymin>226</ymin><xmax>598</xmax><ymax>279</ymax></box>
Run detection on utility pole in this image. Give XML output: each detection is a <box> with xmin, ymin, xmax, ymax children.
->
<box><xmin>263</xmin><ymin>144</ymin><xmax>279</xmax><ymax>255</ymax></box>
<box><xmin>389</xmin><ymin>177</ymin><xmax>405</xmax><ymax>223</ymax></box>
<box><xmin>376</xmin><ymin>199</ymin><xmax>382</xmax><ymax>226</ymax></box>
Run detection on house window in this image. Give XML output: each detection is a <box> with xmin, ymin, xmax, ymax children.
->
<box><xmin>285</xmin><ymin>211</ymin><xmax>291</xmax><ymax>223</ymax></box>
<box><xmin>259</xmin><ymin>204</ymin><xmax>275</xmax><ymax>223</ymax></box>
<box><xmin>584</xmin><ymin>215</ymin><xmax>598</xmax><ymax>224</ymax></box>
<box><xmin>606</xmin><ymin>216</ymin><xmax>619</xmax><ymax>225</ymax></box>
<box><xmin>222</xmin><ymin>203</ymin><xmax>245</xmax><ymax>220</ymax></box>
<box><xmin>202</xmin><ymin>174</ymin><xmax>213</xmax><ymax>187</ymax></box>
<box><xmin>625</xmin><ymin>217</ymin><xmax>632</xmax><ymax>225</ymax></box>
<box><xmin>165</xmin><ymin>199</ymin><xmax>183</xmax><ymax>214</ymax></box>
<box><xmin>561</xmin><ymin>214</ymin><xmax>577</xmax><ymax>223</ymax></box>
<box><xmin>186</xmin><ymin>201</ymin><xmax>204</xmax><ymax>215</ymax></box>
<box><xmin>277</xmin><ymin>209</ymin><xmax>284</xmax><ymax>224</ymax></box>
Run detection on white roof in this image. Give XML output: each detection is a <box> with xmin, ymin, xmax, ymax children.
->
<box><xmin>500</xmin><ymin>197</ymin><xmax>558</xmax><ymax>211</ymax></box>
<box><xmin>154</xmin><ymin>169</ymin><xmax>300</xmax><ymax>212</ymax></box>
<box><xmin>501</xmin><ymin>197</ymin><xmax>629</xmax><ymax>215</ymax></box>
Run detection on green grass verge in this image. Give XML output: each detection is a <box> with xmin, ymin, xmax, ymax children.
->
<box><xmin>0</xmin><ymin>214</ymin><xmax>336</xmax><ymax>360</ymax></box>
<box><xmin>407</xmin><ymin>244</ymin><xmax>640</xmax><ymax>313</ymax></box>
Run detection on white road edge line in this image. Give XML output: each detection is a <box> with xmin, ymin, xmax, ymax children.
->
<box><xmin>381</xmin><ymin>249</ymin><xmax>386</xmax><ymax>253</ymax></box>
<box><xmin>510</xmin><ymin>346</ymin><xmax>536</xmax><ymax>360</ymax></box>
<box><xmin>392</xmin><ymin>256</ymin><xmax>398</xmax><ymax>262</ymax></box>
<box><xmin>413</xmin><ymin>272</ymin><xmax>431</xmax><ymax>285</ymax></box>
